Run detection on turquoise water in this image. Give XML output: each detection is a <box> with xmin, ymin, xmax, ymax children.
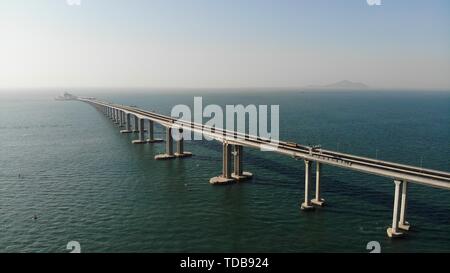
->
<box><xmin>0</xmin><ymin>90</ymin><xmax>449</xmax><ymax>253</ymax></box>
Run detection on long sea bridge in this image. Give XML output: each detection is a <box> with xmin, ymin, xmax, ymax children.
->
<box><xmin>77</xmin><ymin>96</ymin><xmax>450</xmax><ymax>238</ymax></box>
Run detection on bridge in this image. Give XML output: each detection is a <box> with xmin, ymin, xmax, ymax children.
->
<box><xmin>77</xmin><ymin>97</ymin><xmax>450</xmax><ymax>239</ymax></box>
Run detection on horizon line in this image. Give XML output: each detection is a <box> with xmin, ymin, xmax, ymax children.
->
<box><xmin>1</xmin><ymin>86</ymin><xmax>450</xmax><ymax>93</ymax></box>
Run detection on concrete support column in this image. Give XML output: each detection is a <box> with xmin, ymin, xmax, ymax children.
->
<box><xmin>121</xmin><ymin>111</ymin><xmax>125</xmax><ymax>127</ymax></box>
<box><xmin>311</xmin><ymin>162</ymin><xmax>325</xmax><ymax>206</ymax></box>
<box><xmin>233</xmin><ymin>145</ymin><xmax>243</xmax><ymax>176</ymax></box>
<box><xmin>301</xmin><ymin>160</ymin><xmax>314</xmax><ymax>211</ymax></box>
<box><xmin>120</xmin><ymin>111</ymin><xmax>125</xmax><ymax>127</ymax></box>
<box><xmin>133</xmin><ymin>116</ymin><xmax>139</xmax><ymax>132</ymax></box>
<box><xmin>210</xmin><ymin>142</ymin><xmax>235</xmax><ymax>184</ymax></box>
<box><xmin>223</xmin><ymin>143</ymin><xmax>232</xmax><ymax>179</ymax></box>
<box><xmin>175</xmin><ymin>128</ymin><xmax>192</xmax><ymax>158</ymax></box>
<box><xmin>155</xmin><ymin>127</ymin><xmax>177</xmax><ymax>160</ymax></box>
<box><xmin>387</xmin><ymin>180</ymin><xmax>404</xmax><ymax>238</ymax></box>
<box><xmin>132</xmin><ymin>118</ymin><xmax>147</xmax><ymax>144</ymax></box>
<box><xmin>146</xmin><ymin>120</ymin><xmax>163</xmax><ymax>143</ymax></box>
<box><xmin>148</xmin><ymin>120</ymin><xmax>154</xmax><ymax>141</ymax></box>
<box><xmin>398</xmin><ymin>181</ymin><xmax>410</xmax><ymax>231</ymax></box>
<box><xmin>177</xmin><ymin>137</ymin><xmax>184</xmax><ymax>154</ymax></box>
<box><xmin>114</xmin><ymin>109</ymin><xmax>119</xmax><ymax>123</ymax></box>
<box><xmin>139</xmin><ymin>119</ymin><xmax>145</xmax><ymax>141</ymax></box>
<box><xmin>166</xmin><ymin>127</ymin><xmax>174</xmax><ymax>155</ymax></box>
<box><xmin>126</xmin><ymin>113</ymin><xmax>131</xmax><ymax>131</ymax></box>
<box><xmin>231</xmin><ymin>145</ymin><xmax>252</xmax><ymax>181</ymax></box>
<box><xmin>120</xmin><ymin>113</ymin><xmax>132</xmax><ymax>134</ymax></box>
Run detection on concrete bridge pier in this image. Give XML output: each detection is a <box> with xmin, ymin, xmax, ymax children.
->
<box><xmin>398</xmin><ymin>181</ymin><xmax>411</xmax><ymax>231</ymax></box>
<box><xmin>117</xmin><ymin>110</ymin><xmax>122</xmax><ymax>126</ymax></box>
<box><xmin>132</xmin><ymin>118</ymin><xmax>148</xmax><ymax>144</ymax></box>
<box><xmin>113</xmin><ymin>109</ymin><xmax>119</xmax><ymax>124</ymax></box>
<box><xmin>174</xmin><ymin>128</ymin><xmax>192</xmax><ymax>158</ymax></box>
<box><xmin>133</xmin><ymin>116</ymin><xmax>139</xmax><ymax>133</ymax></box>
<box><xmin>210</xmin><ymin>142</ymin><xmax>235</xmax><ymax>185</ymax></box>
<box><xmin>155</xmin><ymin>127</ymin><xmax>176</xmax><ymax>160</ymax></box>
<box><xmin>387</xmin><ymin>180</ymin><xmax>404</xmax><ymax>238</ymax></box>
<box><xmin>231</xmin><ymin>145</ymin><xmax>253</xmax><ymax>181</ymax></box>
<box><xmin>146</xmin><ymin>120</ymin><xmax>163</xmax><ymax>143</ymax></box>
<box><xmin>108</xmin><ymin>108</ymin><xmax>113</xmax><ymax>120</ymax></box>
<box><xmin>119</xmin><ymin>111</ymin><xmax>125</xmax><ymax>128</ymax></box>
<box><xmin>117</xmin><ymin>111</ymin><xmax>122</xmax><ymax>127</ymax></box>
<box><xmin>120</xmin><ymin>113</ymin><xmax>132</xmax><ymax>134</ymax></box>
<box><xmin>311</xmin><ymin>162</ymin><xmax>325</xmax><ymax>206</ymax></box>
<box><xmin>117</xmin><ymin>110</ymin><xmax>123</xmax><ymax>126</ymax></box>
<box><xmin>301</xmin><ymin>160</ymin><xmax>315</xmax><ymax>211</ymax></box>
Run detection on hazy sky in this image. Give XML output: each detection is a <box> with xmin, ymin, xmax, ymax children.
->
<box><xmin>0</xmin><ymin>0</ymin><xmax>449</xmax><ymax>90</ymax></box>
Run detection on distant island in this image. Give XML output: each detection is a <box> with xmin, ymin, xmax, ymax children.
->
<box><xmin>55</xmin><ymin>92</ymin><xmax>78</xmax><ymax>101</ymax></box>
<box><xmin>303</xmin><ymin>80</ymin><xmax>369</xmax><ymax>90</ymax></box>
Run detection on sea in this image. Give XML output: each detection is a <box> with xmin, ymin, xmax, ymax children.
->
<box><xmin>0</xmin><ymin>90</ymin><xmax>449</xmax><ymax>253</ymax></box>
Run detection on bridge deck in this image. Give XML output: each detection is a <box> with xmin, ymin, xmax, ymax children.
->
<box><xmin>79</xmin><ymin>98</ymin><xmax>450</xmax><ymax>190</ymax></box>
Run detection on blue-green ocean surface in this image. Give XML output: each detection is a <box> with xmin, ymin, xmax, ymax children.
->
<box><xmin>0</xmin><ymin>90</ymin><xmax>449</xmax><ymax>253</ymax></box>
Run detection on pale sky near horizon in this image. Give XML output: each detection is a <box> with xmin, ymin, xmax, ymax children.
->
<box><xmin>0</xmin><ymin>0</ymin><xmax>449</xmax><ymax>91</ymax></box>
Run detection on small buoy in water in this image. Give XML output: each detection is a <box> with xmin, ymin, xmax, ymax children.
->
<box><xmin>33</xmin><ymin>215</ymin><xmax>38</xmax><ymax>220</ymax></box>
